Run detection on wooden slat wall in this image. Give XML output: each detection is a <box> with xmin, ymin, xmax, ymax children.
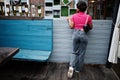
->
<box><xmin>0</xmin><ymin>20</ymin><xmax>53</xmax><ymax>51</ymax></box>
<box><xmin>49</xmin><ymin>19</ymin><xmax>112</xmax><ymax>64</ymax></box>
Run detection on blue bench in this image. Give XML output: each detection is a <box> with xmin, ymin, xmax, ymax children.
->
<box><xmin>0</xmin><ymin>19</ymin><xmax>53</xmax><ymax>62</ymax></box>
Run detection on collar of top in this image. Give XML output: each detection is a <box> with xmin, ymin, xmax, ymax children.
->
<box><xmin>78</xmin><ymin>11</ymin><xmax>86</xmax><ymax>15</ymax></box>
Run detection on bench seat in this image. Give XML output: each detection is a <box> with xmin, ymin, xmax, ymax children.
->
<box><xmin>13</xmin><ymin>49</ymin><xmax>51</xmax><ymax>62</ymax></box>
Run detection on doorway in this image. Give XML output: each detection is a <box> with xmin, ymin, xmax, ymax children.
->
<box><xmin>88</xmin><ymin>0</ymin><xmax>114</xmax><ymax>19</ymax></box>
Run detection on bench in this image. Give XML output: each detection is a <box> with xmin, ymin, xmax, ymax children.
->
<box><xmin>0</xmin><ymin>19</ymin><xmax>53</xmax><ymax>62</ymax></box>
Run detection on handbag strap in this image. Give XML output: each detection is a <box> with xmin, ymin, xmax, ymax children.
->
<box><xmin>85</xmin><ymin>15</ymin><xmax>88</xmax><ymax>25</ymax></box>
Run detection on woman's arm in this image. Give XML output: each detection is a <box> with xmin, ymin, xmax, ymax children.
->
<box><xmin>88</xmin><ymin>23</ymin><xmax>93</xmax><ymax>30</ymax></box>
<box><xmin>67</xmin><ymin>17</ymin><xmax>74</xmax><ymax>29</ymax></box>
<box><xmin>87</xmin><ymin>15</ymin><xmax>93</xmax><ymax>30</ymax></box>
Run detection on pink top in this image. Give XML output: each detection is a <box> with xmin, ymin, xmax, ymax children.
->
<box><xmin>71</xmin><ymin>12</ymin><xmax>92</xmax><ymax>30</ymax></box>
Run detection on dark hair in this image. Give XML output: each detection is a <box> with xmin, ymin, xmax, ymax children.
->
<box><xmin>77</xmin><ymin>1</ymin><xmax>87</xmax><ymax>12</ymax></box>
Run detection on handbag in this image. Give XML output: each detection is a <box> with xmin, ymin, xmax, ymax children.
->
<box><xmin>83</xmin><ymin>16</ymin><xmax>90</xmax><ymax>33</ymax></box>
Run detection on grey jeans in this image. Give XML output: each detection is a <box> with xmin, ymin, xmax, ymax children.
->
<box><xmin>70</xmin><ymin>30</ymin><xmax>88</xmax><ymax>71</ymax></box>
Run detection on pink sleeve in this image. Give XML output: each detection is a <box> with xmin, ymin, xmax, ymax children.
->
<box><xmin>87</xmin><ymin>15</ymin><xmax>92</xmax><ymax>25</ymax></box>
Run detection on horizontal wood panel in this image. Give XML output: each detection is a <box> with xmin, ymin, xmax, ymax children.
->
<box><xmin>49</xmin><ymin>20</ymin><xmax>112</xmax><ymax>64</ymax></box>
<box><xmin>0</xmin><ymin>19</ymin><xmax>53</xmax><ymax>51</ymax></box>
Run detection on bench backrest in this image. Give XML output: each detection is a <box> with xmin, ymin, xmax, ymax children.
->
<box><xmin>0</xmin><ymin>19</ymin><xmax>53</xmax><ymax>51</ymax></box>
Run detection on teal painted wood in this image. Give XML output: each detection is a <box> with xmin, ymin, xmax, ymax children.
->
<box><xmin>0</xmin><ymin>19</ymin><xmax>53</xmax><ymax>51</ymax></box>
<box><xmin>0</xmin><ymin>19</ymin><xmax>53</xmax><ymax>61</ymax></box>
<box><xmin>13</xmin><ymin>49</ymin><xmax>51</xmax><ymax>62</ymax></box>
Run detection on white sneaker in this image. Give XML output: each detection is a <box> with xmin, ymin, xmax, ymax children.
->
<box><xmin>68</xmin><ymin>67</ymin><xmax>74</xmax><ymax>78</ymax></box>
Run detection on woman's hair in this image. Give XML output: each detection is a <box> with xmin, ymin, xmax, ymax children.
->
<box><xmin>77</xmin><ymin>1</ymin><xmax>87</xmax><ymax>12</ymax></box>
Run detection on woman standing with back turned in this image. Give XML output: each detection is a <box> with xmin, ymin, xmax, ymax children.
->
<box><xmin>67</xmin><ymin>1</ymin><xmax>93</xmax><ymax>78</ymax></box>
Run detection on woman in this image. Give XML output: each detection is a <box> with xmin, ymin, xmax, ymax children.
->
<box><xmin>67</xmin><ymin>1</ymin><xmax>93</xmax><ymax>78</ymax></box>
